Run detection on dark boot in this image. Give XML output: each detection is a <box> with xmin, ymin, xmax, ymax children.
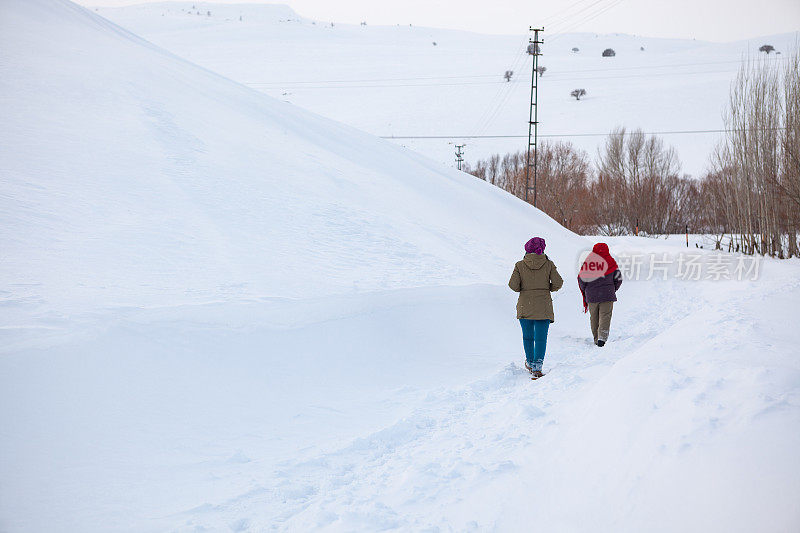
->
<box><xmin>596</xmin><ymin>339</ymin><xmax>605</xmax><ymax>347</ymax></box>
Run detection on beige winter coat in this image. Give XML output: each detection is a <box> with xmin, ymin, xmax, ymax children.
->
<box><xmin>508</xmin><ymin>253</ymin><xmax>564</xmax><ymax>322</ymax></box>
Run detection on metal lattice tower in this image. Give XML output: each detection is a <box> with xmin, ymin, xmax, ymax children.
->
<box><xmin>525</xmin><ymin>27</ymin><xmax>544</xmax><ymax>207</ymax></box>
<box><xmin>455</xmin><ymin>144</ymin><xmax>465</xmax><ymax>171</ymax></box>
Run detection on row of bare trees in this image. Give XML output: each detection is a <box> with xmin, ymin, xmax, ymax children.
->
<box><xmin>464</xmin><ymin>132</ymin><xmax>700</xmax><ymax>237</ymax></box>
<box><xmin>706</xmin><ymin>51</ymin><xmax>800</xmax><ymax>257</ymax></box>
<box><xmin>464</xmin><ymin>49</ymin><xmax>800</xmax><ymax>257</ymax></box>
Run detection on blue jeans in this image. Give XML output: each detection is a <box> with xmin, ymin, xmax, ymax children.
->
<box><xmin>519</xmin><ymin>319</ymin><xmax>550</xmax><ymax>371</ymax></box>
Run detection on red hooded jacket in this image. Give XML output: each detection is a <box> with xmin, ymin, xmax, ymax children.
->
<box><xmin>578</xmin><ymin>243</ymin><xmax>622</xmax><ymax>312</ymax></box>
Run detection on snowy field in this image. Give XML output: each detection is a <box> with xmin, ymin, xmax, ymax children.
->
<box><xmin>93</xmin><ymin>2</ymin><xmax>800</xmax><ymax>176</ymax></box>
<box><xmin>1</xmin><ymin>1</ymin><xmax>800</xmax><ymax>531</ymax></box>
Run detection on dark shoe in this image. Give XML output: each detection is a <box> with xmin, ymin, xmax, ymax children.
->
<box><xmin>596</xmin><ymin>340</ymin><xmax>605</xmax><ymax>347</ymax></box>
<box><xmin>531</xmin><ymin>370</ymin><xmax>544</xmax><ymax>379</ymax></box>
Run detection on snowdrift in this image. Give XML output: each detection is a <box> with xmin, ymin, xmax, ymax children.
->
<box><xmin>0</xmin><ymin>0</ymin><xmax>581</xmax><ymax>529</ymax></box>
<box><xmin>0</xmin><ymin>0</ymin><xmax>583</xmax><ymax>317</ymax></box>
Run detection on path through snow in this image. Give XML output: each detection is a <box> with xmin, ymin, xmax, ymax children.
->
<box><xmin>158</xmin><ymin>240</ymin><xmax>800</xmax><ymax>532</ymax></box>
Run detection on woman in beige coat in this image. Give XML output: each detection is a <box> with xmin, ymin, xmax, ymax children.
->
<box><xmin>508</xmin><ymin>237</ymin><xmax>563</xmax><ymax>378</ymax></box>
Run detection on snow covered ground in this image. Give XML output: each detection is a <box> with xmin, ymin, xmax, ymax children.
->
<box><xmin>93</xmin><ymin>2</ymin><xmax>800</xmax><ymax>176</ymax></box>
<box><xmin>1</xmin><ymin>1</ymin><xmax>799</xmax><ymax>531</ymax></box>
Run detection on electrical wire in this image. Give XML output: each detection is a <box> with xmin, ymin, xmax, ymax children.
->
<box><xmin>243</xmin><ymin>54</ymin><xmax>789</xmax><ymax>87</ymax></box>
<box><xmin>548</xmin><ymin>0</ymin><xmax>627</xmax><ymax>44</ymax></box>
<box><xmin>379</xmin><ymin>127</ymin><xmax>786</xmax><ymax>140</ymax></box>
<box><xmin>474</xmin><ymin>0</ymin><xmax>628</xmax><ymax>135</ymax></box>
<box><xmin>246</xmin><ymin>60</ymin><xmax>784</xmax><ymax>90</ymax></box>
<box><xmin>469</xmin><ymin>0</ymin><xmax>604</xmax><ymax>135</ymax></box>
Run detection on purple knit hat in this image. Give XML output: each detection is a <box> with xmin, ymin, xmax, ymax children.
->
<box><xmin>525</xmin><ymin>237</ymin><xmax>546</xmax><ymax>255</ymax></box>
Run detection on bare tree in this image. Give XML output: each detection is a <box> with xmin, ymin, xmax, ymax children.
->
<box><xmin>570</xmin><ymin>89</ymin><xmax>587</xmax><ymax>100</ymax></box>
<box><xmin>602</xmin><ymin>48</ymin><xmax>616</xmax><ymax>57</ymax></box>
<box><xmin>759</xmin><ymin>44</ymin><xmax>775</xmax><ymax>54</ymax></box>
<box><xmin>536</xmin><ymin>66</ymin><xmax>547</xmax><ymax>76</ymax></box>
<box><xmin>536</xmin><ymin>142</ymin><xmax>593</xmax><ymax>232</ymax></box>
<box><xmin>597</xmin><ymin>127</ymin><xmax>686</xmax><ymax>234</ymax></box>
<box><xmin>487</xmin><ymin>154</ymin><xmax>500</xmax><ymax>186</ymax></box>
<box><xmin>504</xmin><ymin>70</ymin><xmax>514</xmax><ymax>82</ymax></box>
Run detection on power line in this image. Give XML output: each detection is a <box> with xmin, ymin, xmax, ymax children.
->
<box><xmin>243</xmin><ymin>67</ymin><xmax>747</xmax><ymax>90</ymax></box>
<box><xmin>470</xmin><ymin>0</ymin><xmax>612</xmax><ymax>136</ymax></box>
<box><xmin>547</xmin><ymin>0</ymin><xmax>611</xmax><ymax>35</ymax></box>
<box><xmin>242</xmin><ymin>57</ymin><xmax>789</xmax><ymax>87</ymax></box>
<box><xmin>245</xmin><ymin>74</ymin><xmax>500</xmax><ymax>85</ymax></box>
<box><xmin>379</xmin><ymin>127</ymin><xmax>786</xmax><ymax>140</ymax></box>
<box><xmin>540</xmin><ymin>0</ymin><xmax>600</xmax><ymax>29</ymax></box>
<box><xmin>543</xmin><ymin>0</ymin><xmax>605</xmax><ymax>30</ymax></box>
<box><xmin>543</xmin><ymin>56</ymin><xmax>788</xmax><ymax>75</ymax></box>
<box><xmin>454</xmin><ymin>144</ymin><xmax>466</xmax><ymax>170</ymax></box>
<box><xmin>540</xmin><ymin>67</ymin><xmax>739</xmax><ymax>82</ymax></box>
<box><xmin>471</xmin><ymin>39</ymin><xmax>530</xmax><ymax>135</ymax></box>
<box><xmin>525</xmin><ymin>27</ymin><xmax>544</xmax><ymax>206</ymax></box>
<box><xmin>252</xmin><ymin>80</ymin><xmax>501</xmax><ymax>89</ymax></box>
<box><xmin>548</xmin><ymin>0</ymin><xmax>627</xmax><ymax>44</ymax></box>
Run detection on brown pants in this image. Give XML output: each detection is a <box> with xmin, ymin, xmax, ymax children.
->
<box><xmin>588</xmin><ymin>301</ymin><xmax>614</xmax><ymax>343</ymax></box>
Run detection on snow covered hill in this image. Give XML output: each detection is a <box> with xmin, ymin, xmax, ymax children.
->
<box><xmin>94</xmin><ymin>2</ymin><xmax>800</xmax><ymax>176</ymax></box>
<box><xmin>1</xmin><ymin>0</ymin><xmax>582</xmax><ymax>314</ymax></box>
<box><xmin>1</xmin><ymin>1</ymin><xmax>799</xmax><ymax>532</ymax></box>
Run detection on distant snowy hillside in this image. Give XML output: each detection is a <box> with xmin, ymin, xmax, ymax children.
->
<box><xmin>1</xmin><ymin>1</ymin><xmax>799</xmax><ymax>532</ymax></box>
<box><xmin>96</xmin><ymin>2</ymin><xmax>800</xmax><ymax>176</ymax></box>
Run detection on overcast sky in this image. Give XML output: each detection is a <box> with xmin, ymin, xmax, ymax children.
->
<box><xmin>84</xmin><ymin>0</ymin><xmax>800</xmax><ymax>42</ymax></box>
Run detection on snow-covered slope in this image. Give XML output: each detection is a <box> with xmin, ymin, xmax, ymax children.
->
<box><xmin>1</xmin><ymin>1</ymin><xmax>799</xmax><ymax>532</ymax></box>
<box><xmin>95</xmin><ymin>2</ymin><xmax>800</xmax><ymax>176</ymax></box>
<box><xmin>1</xmin><ymin>0</ymin><xmax>581</xmax><ymax>315</ymax></box>
<box><xmin>0</xmin><ymin>0</ymin><xmax>583</xmax><ymax>528</ymax></box>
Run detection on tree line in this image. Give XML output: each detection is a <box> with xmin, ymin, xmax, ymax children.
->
<box><xmin>464</xmin><ymin>50</ymin><xmax>799</xmax><ymax>258</ymax></box>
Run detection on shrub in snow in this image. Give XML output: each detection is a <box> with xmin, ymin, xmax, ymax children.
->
<box><xmin>432</xmin><ymin>42</ymin><xmax>437</xmax><ymax>46</ymax></box>
<box><xmin>537</xmin><ymin>66</ymin><xmax>547</xmax><ymax>76</ymax></box>
<box><xmin>571</xmin><ymin>47</ymin><xmax>579</xmax><ymax>53</ymax></box>
<box><xmin>571</xmin><ymin>88</ymin><xmax>586</xmax><ymax>100</ymax></box>
<box><xmin>602</xmin><ymin>48</ymin><xmax>616</xmax><ymax>57</ymax></box>
<box><xmin>504</xmin><ymin>70</ymin><xmax>514</xmax><ymax>82</ymax></box>
<box><xmin>759</xmin><ymin>44</ymin><xmax>775</xmax><ymax>54</ymax></box>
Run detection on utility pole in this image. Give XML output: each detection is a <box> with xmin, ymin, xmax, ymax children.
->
<box><xmin>525</xmin><ymin>27</ymin><xmax>544</xmax><ymax>207</ymax></box>
<box><xmin>455</xmin><ymin>144</ymin><xmax>465</xmax><ymax>171</ymax></box>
